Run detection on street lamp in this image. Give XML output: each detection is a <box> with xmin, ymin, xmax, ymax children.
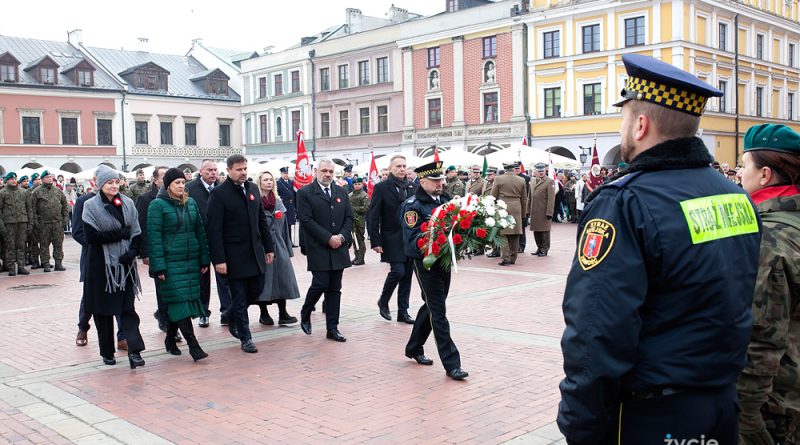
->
<box><xmin>579</xmin><ymin>145</ymin><xmax>591</xmax><ymax>166</ymax></box>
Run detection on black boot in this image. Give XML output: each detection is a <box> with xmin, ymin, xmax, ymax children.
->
<box><xmin>178</xmin><ymin>318</ymin><xmax>207</xmax><ymax>361</ymax></box>
<box><xmin>277</xmin><ymin>299</ymin><xmax>297</xmax><ymax>325</ymax></box>
<box><xmin>165</xmin><ymin>322</ymin><xmax>181</xmax><ymax>355</ymax></box>
<box><xmin>128</xmin><ymin>352</ymin><xmax>145</xmax><ymax>369</ymax></box>
<box><xmin>258</xmin><ymin>303</ymin><xmax>274</xmax><ymax>325</ymax></box>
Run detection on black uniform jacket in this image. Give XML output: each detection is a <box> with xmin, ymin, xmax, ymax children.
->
<box><xmin>367</xmin><ymin>176</ymin><xmax>417</xmax><ymax>263</ymax></box>
<box><xmin>401</xmin><ymin>187</ymin><xmax>451</xmax><ymax>260</ymax></box>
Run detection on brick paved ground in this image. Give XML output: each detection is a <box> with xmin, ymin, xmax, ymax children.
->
<box><xmin>0</xmin><ymin>223</ymin><xmax>579</xmax><ymax>444</ymax></box>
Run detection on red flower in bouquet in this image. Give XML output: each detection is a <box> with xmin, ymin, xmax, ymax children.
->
<box><xmin>417</xmin><ymin>237</ymin><xmax>427</xmax><ymax>249</ymax></box>
<box><xmin>452</xmin><ymin>234</ymin><xmax>463</xmax><ymax>245</ymax></box>
<box><xmin>459</xmin><ymin>219</ymin><xmax>471</xmax><ymax>230</ymax></box>
<box><xmin>420</xmin><ymin>221</ymin><xmax>429</xmax><ymax>232</ymax></box>
<box><xmin>436</xmin><ymin>233</ymin><xmax>447</xmax><ymax>246</ymax></box>
<box><xmin>274</xmin><ymin>210</ymin><xmax>284</xmax><ymax>219</ymax></box>
<box><xmin>431</xmin><ymin>243</ymin><xmax>441</xmax><ymax>255</ymax></box>
<box><xmin>476</xmin><ymin>228</ymin><xmax>487</xmax><ymax>239</ymax></box>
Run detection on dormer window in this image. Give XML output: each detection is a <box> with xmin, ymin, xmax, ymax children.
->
<box><xmin>189</xmin><ymin>68</ymin><xmax>230</xmax><ymax>96</ymax></box>
<box><xmin>119</xmin><ymin>62</ymin><xmax>170</xmax><ymax>92</ymax></box>
<box><xmin>0</xmin><ymin>52</ymin><xmax>21</xmax><ymax>83</ymax></box>
<box><xmin>62</xmin><ymin>59</ymin><xmax>96</xmax><ymax>87</ymax></box>
<box><xmin>208</xmin><ymin>78</ymin><xmax>228</xmax><ymax>95</ymax></box>
<box><xmin>40</xmin><ymin>67</ymin><xmax>56</xmax><ymax>84</ymax></box>
<box><xmin>24</xmin><ymin>55</ymin><xmax>59</xmax><ymax>85</ymax></box>
<box><xmin>77</xmin><ymin>69</ymin><xmax>93</xmax><ymax>86</ymax></box>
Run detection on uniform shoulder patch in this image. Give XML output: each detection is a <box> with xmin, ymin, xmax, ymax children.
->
<box><xmin>578</xmin><ymin>218</ymin><xmax>617</xmax><ymax>270</ymax></box>
<box><xmin>404</xmin><ymin>210</ymin><xmax>419</xmax><ymax>227</ymax></box>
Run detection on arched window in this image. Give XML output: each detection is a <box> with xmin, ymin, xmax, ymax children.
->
<box><xmin>276</xmin><ymin>116</ymin><xmax>282</xmax><ymax>138</ymax></box>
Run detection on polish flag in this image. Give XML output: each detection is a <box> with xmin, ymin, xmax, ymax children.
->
<box><xmin>433</xmin><ymin>145</ymin><xmax>440</xmax><ymax>163</ymax></box>
<box><xmin>366</xmin><ymin>151</ymin><xmax>379</xmax><ymax>197</ymax></box>
<box><xmin>294</xmin><ymin>130</ymin><xmax>312</xmax><ymax>190</ymax></box>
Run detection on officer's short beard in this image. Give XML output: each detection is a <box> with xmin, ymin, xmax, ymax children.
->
<box><xmin>620</xmin><ymin>129</ymin><xmax>636</xmax><ymax>163</ymax></box>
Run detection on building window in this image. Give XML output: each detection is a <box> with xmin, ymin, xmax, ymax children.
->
<box><xmin>339</xmin><ymin>110</ymin><xmax>349</xmax><ymax>136</ymax></box>
<box><xmin>219</xmin><ymin>124</ymin><xmax>231</xmax><ymax>147</ymax></box>
<box><xmin>544</xmin><ymin>31</ymin><xmax>560</xmax><ymax>58</ymax></box>
<box><xmin>274</xmin><ymin>74</ymin><xmax>283</xmax><ymax>96</ymax></box>
<box><xmin>376</xmin><ymin>57</ymin><xmax>389</xmax><ymax>83</ymax></box>
<box><xmin>291</xmin><ymin>71</ymin><xmax>300</xmax><ymax>93</ymax></box>
<box><xmin>447</xmin><ymin>0</ymin><xmax>458</xmax><ymax>12</ymax></box>
<box><xmin>719</xmin><ymin>80</ymin><xmax>728</xmax><ymax>112</ymax></box>
<box><xmin>338</xmin><ymin>65</ymin><xmax>349</xmax><ymax>89</ymax></box>
<box><xmin>259</xmin><ymin>77</ymin><xmax>267</xmax><ymax>98</ymax></box>
<box><xmin>719</xmin><ymin>23</ymin><xmax>728</xmax><ymax>51</ymax></box>
<box><xmin>483</xmin><ymin>92</ymin><xmax>498</xmax><ymax>123</ymax></box>
<box><xmin>789</xmin><ymin>43</ymin><xmax>796</xmax><ymax>67</ymax></box>
<box><xmin>428</xmin><ymin>47</ymin><xmax>440</xmax><ymax>68</ymax></box>
<box><xmin>77</xmin><ymin>70</ymin><xmax>93</xmax><ymax>86</ymax></box>
<box><xmin>160</xmin><ymin>122</ymin><xmax>173</xmax><ymax>145</ymax></box>
<box><xmin>1</xmin><ymin>64</ymin><xmax>17</xmax><ymax>82</ymax></box>
<box><xmin>625</xmin><ymin>17</ymin><xmax>645</xmax><ymax>47</ymax></box>
<box><xmin>428</xmin><ymin>98</ymin><xmax>442</xmax><ymax>127</ymax></box>
<box><xmin>756</xmin><ymin>34</ymin><xmax>765</xmax><ymax>60</ymax></box>
<box><xmin>789</xmin><ymin>92</ymin><xmax>794</xmax><ymax>120</ymax></box>
<box><xmin>582</xmin><ymin>25</ymin><xmax>600</xmax><ymax>53</ymax></box>
<box><xmin>135</xmin><ymin>121</ymin><xmax>148</xmax><ymax>145</ymax></box>
<box><xmin>358</xmin><ymin>60</ymin><xmax>370</xmax><ymax>86</ymax></box>
<box><xmin>583</xmin><ymin>83</ymin><xmax>602</xmax><ymax>115</ymax></box>
<box><xmin>208</xmin><ymin>78</ymin><xmax>227</xmax><ymax>95</ymax></box>
<box><xmin>61</xmin><ymin>117</ymin><xmax>78</xmax><ymax>145</ymax></box>
<box><xmin>291</xmin><ymin>110</ymin><xmax>300</xmax><ymax>140</ymax></box>
<box><xmin>22</xmin><ymin>116</ymin><xmax>41</xmax><ymax>144</ymax></box>
<box><xmin>185</xmin><ymin>123</ymin><xmax>197</xmax><ymax>146</ymax></box>
<box><xmin>40</xmin><ymin>67</ymin><xmax>56</xmax><ymax>84</ymax></box>
<box><xmin>359</xmin><ymin>107</ymin><xmax>370</xmax><ymax>134</ymax></box>
<box><xmin>483</xmin><ymin>36</ymin><xmax>497</xmax><ymax>58</ymax></box>
<box><xmin>276</xmin><ymin>116</ymin><xmax>282</xmax><ymax>138</ymax></box>
<box><xmin>320</xmin><ymin>68</ymin><xmax>330</xmax><ymax>91</ymax></box>
<box><xmin>544</xmin><ymin>87</ymin><xmax>561</xmax><ymax>118</ymax></box>
<box><xmin>259</xmin><ymin>115</ymin><xmax>267</xmax><ymax>143</ymax></box>
<box><xmin>320</xmin><ymin>112</ymin><xmax>330</xmax><ymax>137</ymax></box>
<box><xmin>97</xmin><ymin>119</ymin><xmax>112</xmax><ymax>145</ymax></box>
<box><xmin>377</xmin><ymin>105</ymin><xmax>388</xmax><ymax>133</ymax></box>
<box><xmin>756</xmin><ymin>86</ymin><xmax>764</xmax><ymax>116</ymax></box>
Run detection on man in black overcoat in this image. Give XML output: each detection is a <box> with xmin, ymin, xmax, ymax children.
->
<box><xmin>207</xmin><ymin>155</ymin><xmax>274</xmax><ymax>353</ymax></box>
<box><xmin>367</xmin><ymin>154</ymin><xmax>416</xmax><ymax>324</ymax></box>
<box><xmin>297</xmin><ymin>159</ymin><xmax>354</xmax><ymax>342</ymax></box>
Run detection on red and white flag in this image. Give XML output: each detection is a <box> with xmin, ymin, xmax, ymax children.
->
<box><xmin>294</xmin><ymin>130</ymin><xmax>313</xmax><ymax>190</ymax></box>
<box><xmin>433</xmin><ymin>145</ymin><xmax>440</xmax><ymax>163</ymax></box>
<box><xmin>521</xmin><ymin>136</ymin><xmax>528</xmax><ymax>146</ymax></box>
<box><xmin>366</xmin><ymin>151</ymin><xmax>379</xmax><ymax>197</ymax></box>
<box><xmin>587</xmin><ymin>138</ymin><xmax>602</xmax><ymax>189</ymax></box>
<box><xmin>549</xmin><ymin>152</ymin><xmax>560</xmax><ymax>192</ymax></box>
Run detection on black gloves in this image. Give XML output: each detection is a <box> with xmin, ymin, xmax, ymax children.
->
<box><xmin>119</xmin><ymin>226</ymin><xmax>132</xmax><ymax>240</ymax></box>
<box><xmin>119</xmin><ymin>249</ymin><xmax>137</xmax><ymax>265</ymax></box>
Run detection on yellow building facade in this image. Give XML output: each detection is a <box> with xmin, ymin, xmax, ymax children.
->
<box><xmin>524</xmin><ymin>0</ymin><xmax>800</xmax><ymax>167</ymax></box>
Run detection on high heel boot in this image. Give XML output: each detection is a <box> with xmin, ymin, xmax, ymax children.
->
<box><xmin>178</xmin><ymin>318</ymin><xmax>208</xmax><ymax>361</ymax></box>
<box><xmin>128</xmin><ymin>352</ymin><xmax>145</xmax><ymax>369</ymax></box>
<box><xmin>165</xmin><ymin>322</ymin><xmax>182</xmax><ymax>355</ymax></box>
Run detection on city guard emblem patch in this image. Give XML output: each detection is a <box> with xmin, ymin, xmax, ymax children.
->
<box><xmin>404</xmin><ymin>211</ymin><xmax>419</xmax><ymax>227</ymax></box>
<box><xmin>578</xmin><ymin>219</ymin><xmax>616</xmax><ymax>271</ymax></box>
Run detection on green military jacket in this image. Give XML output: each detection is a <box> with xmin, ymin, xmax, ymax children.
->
<box><xmin>738</xmin><ymin>193</ymin><xmax>800</xmax><ymax>436</ymax></box>
<box><xmin>129</xmin><ymin>180</ymin><xmax>149</xmax><ymax>202</ymax></box>
<box><xmin>348</xmin><ymin>189</ymin><xmax>370</xmax><ymax>224</ymax></box>
<box><xmin>0</xmin><ymin>185</ymin><xmax>33</xmax><ymax>224</ymax></box>
<box><xmin>445</xmin><ymin>177</ymin><xmax>465</xmax><ymax>198</ymax></box>
<box><xmin>31</xmin><ymin>183</ymin><xmax>69</xmax><ymax>225</ymax></box>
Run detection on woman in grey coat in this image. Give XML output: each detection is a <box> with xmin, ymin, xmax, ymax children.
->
<box><xmin>255</xmin><ymin>171</ymin><xmax>300</xmax><ymax>325</ymax></box>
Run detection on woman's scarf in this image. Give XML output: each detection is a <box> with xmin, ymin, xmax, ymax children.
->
<box><xmin>82</xmin><ymin>193</ymin><xmax>142</xmax><ymax>295</ymax></box>
<box><xmin>261</xmin><ymin>190</ymin><xmax>276</xmax><ymax>212</ymax></box>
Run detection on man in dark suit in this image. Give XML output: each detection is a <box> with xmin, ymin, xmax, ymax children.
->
<box><xmin>207</xmin><ymin>155</ymin><xmax>274</xmax><ymax>353</ymax></box>
<box><xmin>276</xmin><ymin>167</ymin><xmax>297</xmax><ymax>245</ymax></box>
<box><xmin>367</xmin><ymin>154</ymin><xmax>416</xmax><ymax>324</ymax></box>
<box><xmin>297</xmin><ymin>159</ymin><xmax>354</xmax><ymax>342</ymax></box>
<box><xmin>186</xmin><ymin>159</ymin><xmax>231</xmax><ymax>328</ymax></box>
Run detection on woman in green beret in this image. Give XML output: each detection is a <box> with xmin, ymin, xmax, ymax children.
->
<box><xmin>736</xmin><ymin>123</ymin><xmax>800</xmax><ymax>445</ymax></box>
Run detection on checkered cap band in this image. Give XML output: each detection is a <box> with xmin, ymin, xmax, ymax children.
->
<box><xmin>417</xmin><ymin>162</ymin><xmax>444</xmax><ymax>178</ymax></box>
<box><xmin>624</xmin><ymin>76</ymin><xmax>709</xmax><ymax>116</ymax></box>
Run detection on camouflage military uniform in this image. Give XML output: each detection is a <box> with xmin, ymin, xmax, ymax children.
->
<box><xmin>31</xmin><ymin>183</ymin><xmax>69</xmax><ymax>271</ymax></box>
<box><xmin>119</xmin><ymin>184</ymin><xmax>133</xmax><ymax>199</ymax></box>
<box><xmin>26</xmin><ymin>186</ymin><xmax>41</xmax><ymax>267</ymax></box>
<box><xmin>445</xmin><ymin>176</ymin><xmax>465</xmax><ymax>198</ymax></box>
<box><xmin>738</xmin><ymin>194</ymin><xmax>800</xmax><ymax>445</ymax></box>
<box><xmin>129</xmin><ymin>180</ymin><xmax>149</xmax><ymax>203</ymax></box>
<box><xmin>348</xmin><ymin>188</ymin><xmax>370</xmax><ymax>265</ymax></box>
<box><xmin>0</xmin><ymin>184</ymin><xmax>33</xmax><ymax>273</ymax></box>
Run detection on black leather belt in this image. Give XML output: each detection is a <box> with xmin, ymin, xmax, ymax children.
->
<box><xmin>624</xmin><ymin>387</ymin><xmax>687</xmax><ymax>402</ymax></box>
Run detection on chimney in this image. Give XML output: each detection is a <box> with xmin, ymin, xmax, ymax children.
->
<box><xmin>388</xmin><ymin>5</ymin><xmax>410</xmax><ymax>23</ymax></box>
<box><xmin>346</xmin><ymin>8</ymin><xmax>363</xmax><ymax>34</ymax></box>
<box><xmin>520</xmin><ymin>0</ymin><xmax>530</xmax><ymax>12</ymax></box>
<box><xmin>137</xmin><ymin>37</ymin><xmax>149</xmax><ymax>52</ymax></box>
<box><xmin>67</xmin><ymin>29</ymin><xmax>83</xmax><ymax>46</ymax></box>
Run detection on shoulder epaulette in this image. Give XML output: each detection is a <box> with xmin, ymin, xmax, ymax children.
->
<box><xmin>606</xmin><ymin>171</ymin><xmax>643</xmax><ymax>189</ymax></box>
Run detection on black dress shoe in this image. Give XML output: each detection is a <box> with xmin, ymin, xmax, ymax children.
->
<box><xmin>301</xmin><ymin>321</ymin><xmax>312</xmax><ymax>335</ymax></box>
<box><xmin>446</xmin><ymin>368</ymin><xmax>469</xmax><ymax>380</ymax></box>
<box><xmin>228</xmin><ymin>322</ymin><xmax>240</xmax><ymax>339</ymax></box>
<box><xmin>219</xmin><ymin>314</ymin><xmax>230</xmax><ymax>326</ymax></box>
<box><xmin>128</xmin><ymin>352</ymin><xmax>145</xmax><ymax>369</ymax></box>
<box><xmin>278</xmin><ymin>315</ymin><xmax>298</xmax><ymax>325</ymax></box>
<box><xmin>498</xmin><ymin>260</ymin><xmax>513</xmax><ymax>266</ymax></box>
<box><xmin>531</xmin><ymin>249</ymin><xmax>542</xmax><ymax>256</ymax></box>
<box><xmin>537</xmin><ymin>250</ymin><xmax>548</xmax><ymax>257</ymax></box>
<box><xmin>397</xmin><ymin>313</ymin><xmax>415</xmax><ymax>324</ymax></box>
<box><xmin>259</xmin><ymin>314</ymin><xmax>275</xmax><ymax>326</ymax></box>
<box><xmin>102</xmin><ymin>356</ymin><xmax>116</xmax><ymax>366</ymax></box>
<box><xmin>406</xmin><ymin>354</ymin><xmax>433</xmax><ymax>365</ymax></box>
<box><xmin>198</xmin><ymin>316</ymin><xmax>209</xmax><ymax>328</ymax></box>
<box><xmin>326</xmin><ymin>329</ymin><xmax>346</xmax><ymax>342</ymax></box>
<box><xmin>240</xmin><ymin>339</ymin><xmax>258</xmax><ymax>353</ymax></box>
<box><xmin>378</xmin><ymin>302</ymin><xmax>391</xmax><ymax>321</ymax></box>
<box><xmin>486</xmin><ymin>252</ymin><xmax>500</xmax><ymax>258</ymax></box>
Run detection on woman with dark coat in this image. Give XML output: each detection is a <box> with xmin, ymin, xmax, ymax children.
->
<box><xmin>147</xmin><ymin>168</ymin><xmax>210</xmax><ymax>361</ymax></box>
<box><xmin>254</xmin><ymin>171</ymin><xmax>299</xmax><ymax>326</ymax></box>
<box><xmin>82</xmin><ymin>165</ymin><xmax>146</xmax><ymax>368</ymax></box>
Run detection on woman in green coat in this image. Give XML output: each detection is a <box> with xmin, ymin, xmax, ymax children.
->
<box><xmin>147</xmin><ymin>168</ymin><xmax>209</xmax><ymax>361</ymax></box>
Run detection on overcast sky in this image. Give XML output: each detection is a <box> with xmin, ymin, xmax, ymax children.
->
<box><xmin>1</xmin><ymin>0</ymin><xmax>445</xmax><ymax>54</ymax></box>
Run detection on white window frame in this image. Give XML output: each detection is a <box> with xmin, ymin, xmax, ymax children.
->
<box><xmin>375</xmin><ymin>103</ymin><xmax>390</xmax><ymax>133</ymax></box>
<box><xmin>18</xmin><ymin>108</ymin><xmax>44</xmax><ymax>145</ymax></box>
<box><xmin>357</xmin><ymin>105</ymin><xmax>371</xmax><ymax>134</ymax></box>
<box><xmin>618</xmin><ymin>11</ymin><xmax>649</xmax><ymax>48</ymax></box>
<box><xmin>756</xmin><ymin>33</ymin><xmax>766</xmax><ymax>60</ymax></box>
<box><xmin>717</xmin><ymin>19</ymin><xmax>731</xmax><ymax>51</ymax></box>
<box><xmin>538</xmin><ymin>80</ymin><xmax>565</xmax><ymax>119</ymax></box>
<box><xmin>275</xmin><ymin>115</ymin><xmax>284</xmax><ymax>141</ymax></box>
<box><xmin>479</xmin><ymin>88</ymin><xmax>501</xmax><ymax>124</ymax></box>
<box><xmin>338</xmin><ymin>108</ymin><xmax>350</xmax><ymax>136</ymax></box>
<box><xmin>576</xmin><ymin>77</ymin><xmax>605</xmax><ymax>116</ymax></box>
<box><xmin>290</xmin><ymin>70</ymin><xmax>301</xmax><ymax>93</ymax></box>
<box><xmin>788</xmin><ymin>41</ymin><xmax>797</xmax><ymax>68</ymax></box>
<box><xmin>755</xmin><ymin>84</ymin><xmax>766</xmax><ymax>116</ymax></box>
<box><xmin>376</xmin><ymin>56</ymin><xmax>390</xmax><ymax>84</ymax></box>
<box><xmin>788</xmin><ymin>90</ymin><xmax>796</xmax><ymax>120</ymax></box>
<box><xmin>337</xmin><ymin>63</ymin><xmax>350</xmax><ymax>90</ymax></box>
<box><xmin>57</xmin><ymin>110</ymin><xmax>82</xmax><ymax>145</ymax></box>
<box><xmin>717</xmin><ymin>77</ymin><xmax>731</xmax><ymax>113</ymax></box>
<box><xmin>357</xmin><ymin>59</ymin><xmax>371</xmax><ymax>86</ymax></box>
<box><xmin>575</xmin><ymin>19</ymin><xmax>604</xmax><ymax>54</ymax></box>
<box><xmin>272</xmin><ymin>72</ymin><xmax>284</xmax><ymax>96</ymax></box>
<box><xmin>318</xmin><ymin>108</ymin><xmax>332</xmax><ymax>138</ymax></box>
<box><xmin>538</xmin><ymin>25</ymin><xmax>563</xmax><ymax>59</ymax></box>
<box><xmin>424</xmin><ymin>94</ymin><xmax>443</xmax><ymax>128</ymax></box>
<box><xmin>93</xmin><ymin>112</ymin><xmax>115</xmax><ymax>146</ymax></box>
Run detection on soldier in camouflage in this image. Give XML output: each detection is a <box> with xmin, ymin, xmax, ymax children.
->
<box><xmin>737</xmin><ymin>124</ymin><xmax>800</xmax><ymax>445</ymax></box>
<box><xmin>31</xmin><ymin>171</ymin><xmax>69</xmax><ymax>272</ymax></box>
<box><xmin>348</xmin><ymin>178</ymin><xmax>370</xmax><ymax>266</ymax></box>
<box><xmin>25</xmin><ymin>173</ymin><xmax>42</xmax><ymax>268</ymax></box>
<box><xmin>129</xmin><ymin>169</ymin><xmax>149</xmax><ymax>203</ymax></box>
<box><xmin>444</xmin><ymin>166</ymin><xmax>465</xmax><ymax>198</ymax></box>
<box><xmin>119</xmin><ymin>175</ymin><xmax>133</xmax><ymax>199</ymax></box>
<box><xmin>0</xmin><ymin>172</ymin><xmax>33</xmax><ymax>275</ymax></box>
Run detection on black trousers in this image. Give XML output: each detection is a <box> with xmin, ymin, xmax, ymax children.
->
<box><xmin>225</xmin><ymin>274</ymin><xmax>265</xmax><ymax>342</ymax></box>
<box><xmin>378</xmin><ymin>260</ymin><xmax>411</xmax><ymax>312</ymax></box>
<box><xmin>94</xmin><ymin>309</ymin><xmax>144</xmax><ymax>358</ymax></box>
<box><xmin>406</xmin><ymin>259</ymin><xmax>461</xmax><ymax>372</ymax></box>
<box><xmin>77</xmin><ymin>295</ymin><xmax>122</xmax><ymax>340</ymax></box>
<box><xmin>216</xmin><ymin>271</ymin><xmax>232</xmax><ymax>315</ymax></box>
<box><xmin>301</xmin><ymin>270</ymin><xmax>343</xmax><ymax>331</ymax></box>
<box><xmin>613</xmin><ymin>385</ymin><xmax>738</xmax><ymax>444</ymax></box>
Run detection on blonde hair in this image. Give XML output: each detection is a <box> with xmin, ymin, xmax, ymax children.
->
<box><xmin>167</xmin><ymin>185</ymin><xmax>189</xmax><ymax>205</ymax></box>
<box><xmin>257</xmin><ymin>171</ymin><xmax>279</xmax><ymax>201</ymax></box>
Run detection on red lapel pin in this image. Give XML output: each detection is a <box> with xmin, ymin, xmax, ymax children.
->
<box><xmin>249</xmin><ymin>194</ymin><xmax>255</xmax><ymax>201</ymax></box>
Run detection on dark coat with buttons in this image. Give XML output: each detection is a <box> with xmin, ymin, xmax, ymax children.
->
<box><xmin>296</xmin><ymin>181</ymin><xmax>354</xmax><ymax>272</ymax></box>
<box><xmin>367</xmin><ymin>176</ymin><xmax>416</xmax><ymax>263</ymax></box>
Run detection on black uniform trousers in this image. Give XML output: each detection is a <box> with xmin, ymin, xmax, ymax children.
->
<box><xmin>225</xmin><ymin>274</ymin><xmax>264</xmax><ymax>342</ymax></box>
<box><xmin>301</xmin><ymin>270</ymin><xmax>343</xmax><ymax>331</ymax></box>
<box><xmin>378</xmin><ymin>260</ymin><xmax>411</xmax><ymax>313</ymax></box>
<box><xmin>78</xmin><ymin>296</ymin><xmax>122</xmax><ymax>340</ymax></box>
<box><xmin>93</xmin><ymin>301</ymin><xmax>144</xmax><ymax>358</ymax></box>
<box><xmin>406</xmin><ymin>259</ymin><xmax>461</xmax><ymax>372</ymax></box>
<box><xmin>613</xmin><ymin>385</ymin><xmax>738</xmax><ymax>445</ymax></box>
